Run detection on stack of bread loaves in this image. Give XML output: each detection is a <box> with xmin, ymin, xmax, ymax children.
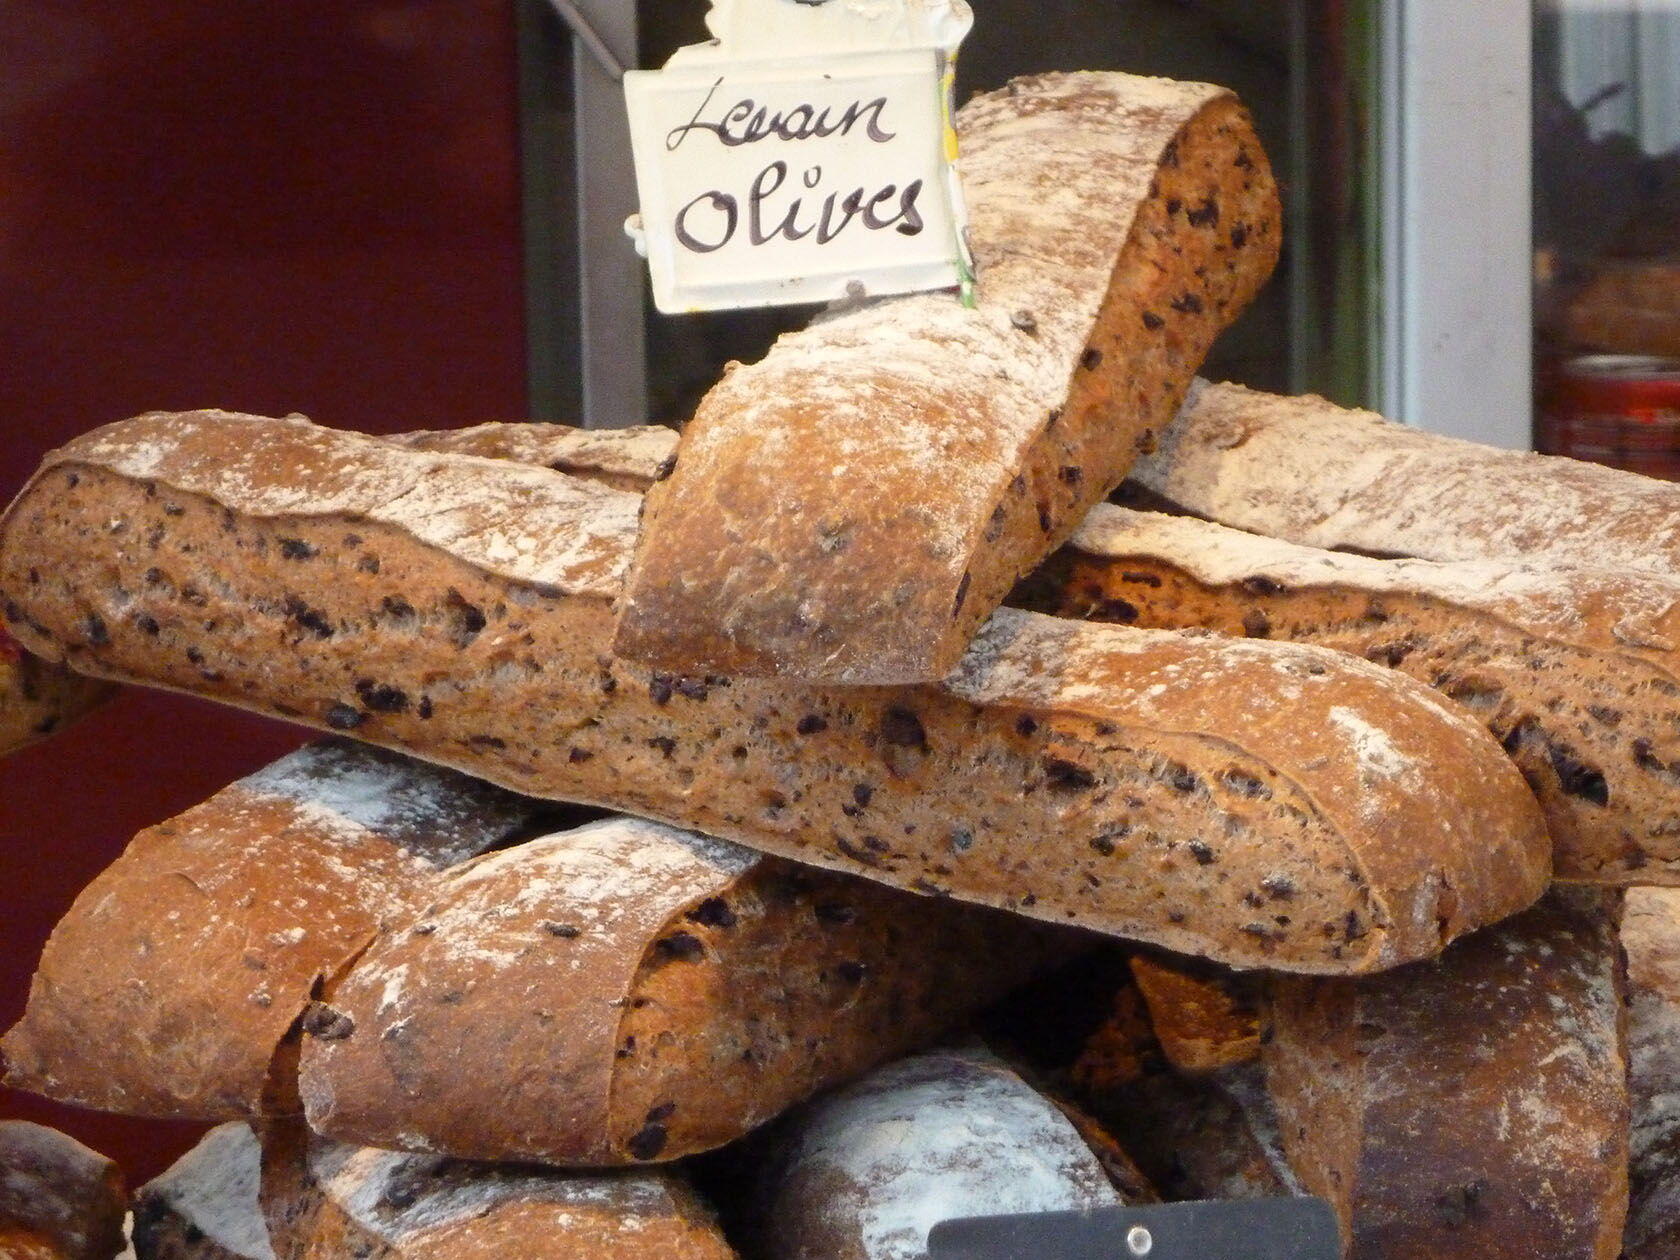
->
<box><xmin>0</xmin><ymin>69</ymin><xmax>1676</xmax><ymax>1260</ymax></box>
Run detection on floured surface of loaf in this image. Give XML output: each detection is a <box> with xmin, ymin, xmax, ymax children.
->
<box><xmin>616</xmin><ymin>71</ymin><xmax>1281</xmax><ymax>684</ymax></box>
<box><xmin>745</xmin><ymin>1044</ymin><xmax>1121</xmax><ymax>1260</ymax></box>
<box><xmin>299</xmin><ymin>817</ymin><xmax>1067</xmax><ymax>1164</ymax></box>
<box><xmin>1136</xmin><ymin>379</ymin><xmax>1680</xmax><ymax>578</ymax></box>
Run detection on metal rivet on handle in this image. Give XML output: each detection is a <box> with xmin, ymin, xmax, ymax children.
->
<box><xmin>1127</xmin><ymin>1225</ymin><xmax>1154</xmax><ymax>1256</ymax></box>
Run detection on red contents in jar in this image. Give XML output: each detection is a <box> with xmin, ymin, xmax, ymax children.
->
<box><xmin>1538</xmin><ymin>354</ymin><xmax>1680</xmax><ymax>481</ymax></box>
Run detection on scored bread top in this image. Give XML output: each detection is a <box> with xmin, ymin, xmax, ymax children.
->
<box><xmin>300</xmin><ymin>817</ymin><xmax>761</xmax><ymax>1164</ymax></box>
<box><xmin>389</xmin><ymin>423</ymin><xmax>678</xmax><ymax>494</ymax></box>
<box><xmin>1136</xmin><ymin>379</ymin><xmax>1680</xmax><ymax>579</ymax></box>
<box><xmin>616</xmin><ymin>70</ymin><xmax>1279</xmax><ymax>685</ymax></box>
<box><xmin>55</xmin><ymin>410</ymin><xmax>639</xmax><ymax>597</ymax></box>
<box><xmin>2</xmin><ymin>409</ymin><xmax>1549</xmax><ymax>972</ymax></box>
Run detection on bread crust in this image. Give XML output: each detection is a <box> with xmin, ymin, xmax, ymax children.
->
<box><xmin>1264</xmin><ymin>887</ymin><xmax>1629</xmax><ymax>1260</ymax></box>
<box><xmin>258</xmin><ymin>1124</ymin><xmax>736</xmax><ymax>1260</ymax></box>
<box><xmin>1126</xmin><ymin>952</ymin><xmax>1259</xmax><ymax>1075</ymax></box>
<box><xmin>0</xmin><ymin>411</ymin><xmax>1549</xmax><ymax>973</ymax></box>
<box><xmin>744</xmin><ymin>1045</ymin><xmax>1123</xmax><ymax>1260</ymax></box>
<box><xmin>1</xmin><ymin>741</ymin><xmax>546</xmax><ymax>1119</ymax></box>
<box><xmin>1137</xmin><ymin>378</ymin><xmax>1680</xmax><ymax>579</ymax></box>
<box><xmin>1020</xmin><ymin>502</ymin><xmax>1680</xmax><ymax>883</ymax></box>
<box><xmin>1624</xmin><ymin>887</ymin><xmax>1680</xmax><ymax>1259</ymax></box>
<box><xmin>0</xmin><ymin>1122</ymin><xmax>126</xmax><ymax>1260</ymax></box>
<box><xmin>298</xmin><ymin>818</ymin><xmax>1068</xmax><ymax>1165</ymax></box>
<box><xmin>0</xmin><ymin>629</ymin><xmax>113</xmax><ymax>758</ymax></box>
<box><xmin>615</xmin><ymin>71</ymin><xmax>1281</xmax><ymax>685</ymax></box>
<box><xmin>132</xmin><ymin>1124</ymin><xmax>273</xmax><ymax>1260</ymax></box>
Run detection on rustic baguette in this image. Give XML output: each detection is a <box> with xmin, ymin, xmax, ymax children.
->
<box><xmin>1019</xmin><ymin>503</ymin><xmax>1680</xmax><ymax>883</ymax></box>
<box><xmin>0</xmin><ymin>411</ymin><xmax>1549</xmax><ymax>973</ymax></box>
<box><xmin>615</xmin><ymin>70</ymin><xmax>1282</xmax><ymax>685</ymax></box>
<box><xmin>1</xmin><ymin>628</ymin><xmax>113</xmax><ymax>757</ymax></box>
<box><xmin>1624</xmin><ymin>887</ymin><xmax>1680</xmax><ymax>1259</ymax></box>
<box><xmin>132</xmin><ymin>1125</ymin><xmax>274</xmax><ymax>1260</ymax></box>
<box><xmin>1</xmin><ymin>740</ymin><xmax>549</xmax><ymax>1120</ymax></box>
<box><xmin>258</xmin><ymin>1123</ymin><xmax>735</xmax><ymax>1260</ymax></box>
<box><xmin>299</xmin><ymin>816</ymin><xmax>1069</xmax><ymax>1166</ymax></box>
<box><xmin>0</xmin><ymin>1122</ymin><xmax>127</xmax><ymax>1260</ymax></box>
<box><xmin>1264</xmin><ymin>886</ymin><xmax>1629</xmax><ymax>1260</ymax></box>
<box><xmin>738</xmin><ymin>1044</ymin><xmax>1126</xmax><ymax>1260</ymax></box>
<box><xmin>1134</xmin><ymin>378</ymin><xmax>1680</xmax><ymax>577</ymax></box>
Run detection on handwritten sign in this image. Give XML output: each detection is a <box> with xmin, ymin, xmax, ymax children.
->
<box><xmin>623</xmin><ymin>0</ymin><xmax>973</xmax><ymax>314</ymax></box>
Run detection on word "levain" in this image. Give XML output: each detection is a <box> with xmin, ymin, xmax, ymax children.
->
<box><xmin>665</xmin><ymin>77</ymin><xmax>925</xmax><ymax>255</ymax></box>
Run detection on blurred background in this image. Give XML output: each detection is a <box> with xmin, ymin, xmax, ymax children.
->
<box><xmin>1</xmin><ymin>0</ymin><xmax>1676</xmax><ymax>1183</ymax></box>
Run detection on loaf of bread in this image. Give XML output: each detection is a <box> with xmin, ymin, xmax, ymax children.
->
<box><xmin>258</xmin><ymin>1123</ymin><xmax>736</xmax><ymax>1260</ymax></box>
<box><xmin>1264</xmin><ymin>886</ymin><xmax>1629</xmax><ymax>1260</ymax></box>
<box><xmin>1625</xmin><ymin>887</ymin><xmax>1680</xmax><ymax>1259</ymax></box>
<box><xmin>0</xmin><ymin>411</ymin><xmax>1550</xmax><ymax>973</ymax></box>
<box><xmin>2</xmin><ymin>740</ymin><xmax>550</xmax><ymax>1119</ymax></box>
<box><xmin>0</xmin><ymin>627</ymin><xmax>113</xmax><ymax>757</ymax></box>
<box><xmin>132</xmin><ymin>1125</ymin><xmax>273</xmax><ymax>1260</ymax></box>
<box><xmin>1135</xmin><ymin>378</ymin><xmax>1680</xmax><ymax>578</ymax></box>
<box><xmin>1020</xmin><ymin>502</ymin><xmax>1680</xmax><ymax>883</ymax></box>
<box><xmin>299</xmin><ymin>815</ymin><xmax>1069</xmax><ymax>1165</ymax></box>
<box><xmin>0</xmin><ymin>1122</ymin><xmax>127</xmax><ymax>1260</ymax></box>
<box><xmin>1126</xmin><ymin>952</ymin><xmax>1260</xmax><ymax>1075</ymax></box>
<box><xmin>739</xmin><ymin>1044</ymin><xmax>1126</xmax><ymax>1260</ymax></box>
<box><xmin>615</xmin><ymin>70</ymin><xmax>1282</xmax><ymax>685</ymax></box>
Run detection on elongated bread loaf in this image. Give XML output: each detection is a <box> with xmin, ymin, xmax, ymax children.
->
<box><xmin>299</xmin><ymin>816</ymin><xmax>1068</xmax><ymax>1165</ymax></box>
<box><xmin>1135</xmin><ymin>378</ymin><xmax>1680</xmax><ymax>577</ymax></box>
<box><xmin>1</xmin><ymin>628</ymin><xmax>113</xmax><ymax>757</ymax></box>
<box><xmin>616</xmin><ymin>71</ymin><xmax>1282</xmax><ymax>685</ymax></box>
<box><xmin>0</xmin><ymin>1122</ymin><xmax>127</xmax><ymax>1260</ymax></box>
<box><xmin>0</xmin><ymin>411</ymin><xmax>1549</xmax><ymax>973</ymax></box>
<box><xmin>1</xmin><ymin>740</ymin><xmax>550</xmax><ymax>1119</ymax></box>
<box><xmin>258</xmin><ymin>1123</ymin><xmax>735</xmax><ymax>1260</ymax></box>
<box><xmin>1020</xmin><ymin>503</ymin><xmax>1680</xmax><ymax>883</ymax></box>
<box><xmin>1264</xmin><ymin>887</ymin><xmax>1629</xmax><ymax>1260</ymax></box>
<box><xmin>1625</xmin><ymin>887</ymin><xmax>1680</xmax><ymax>1259</ymax></box>
<box><xmin>133</xmin><ymin>1124</ymin><xmax>274</xmax><ymax>1260</ymax></box>
<box><xmin>740</xmin><ymin>1044</ymin><xmax>1125</xmax><ymax>1260</ymax></box>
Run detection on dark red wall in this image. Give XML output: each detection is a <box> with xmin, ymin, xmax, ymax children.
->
<box><xmin>0</xmin><ymin>2</ymin><xmax>529</xmax><ymax>1184</ymax></box>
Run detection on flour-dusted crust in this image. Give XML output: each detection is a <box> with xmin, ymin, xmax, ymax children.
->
<box><xmin>747</xmin><ymin>1044</ymin><xmax>1123</xmax><ymax>1260</ymax></box>
<box><xmin>615</xmin><ymin>71</ymin><xmax>1282</xmax><ymax>685</ymax></box>
<box><xmin>1136</xmin><ymin>378</ymin><xmax>1680</xmax><ymax>577</ymax></box>
<box><xmin>133</xmin><ymin>1124</ymin><xmax>274</xmax><ymax>1260</ymax></box>
<box><xmin>1264</xmin><ymin>887</ymin><xmax>1629</xmax><ymax>1260</ymax></box>
<box><xmin>388</xmin><ymin>423</ymin><xmax>679</xmax><ymax>495</ymax></box>
<box><xmin>258</xmin><ymin>1125</ymin><xmax>735</xmax><ymax>1260</ymax></box>
<box><xmin>0</xmin><ymin>629</ymin><xmax>113</xmax><ymax>757</ymax></box>
<box><xmin>0</xmin><ymin>1122</ymin><xmax>127</xmax><ymax>1260</ymax></box>
<box><xmin>1</xmin><ymin>740</ymin><xmax>546</xmax><ymax>1119</ymax></box>
<box><xmin>300</xmin><ymin>817</ymin><xmax>1069</xmax><ymax>1165</ymax></box>
<box><xmin>0</xmin><ymin>411</ymin><xmax>1548</xmax><ymax>973</ymax></box>
<box><xmin>1625</xmin><ymin>888</ymin><xmax>1680</xmax><ymax>1259</ymax></box>
<box><xmin>1019</xmin><ymin>502</ymin><xmax>1680</xmax><ymax>883</ymax></box>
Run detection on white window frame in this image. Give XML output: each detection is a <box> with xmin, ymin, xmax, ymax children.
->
<box><xmin>1380</xmin><ymin>0</ymin><xmax>1534</xmax><ymax>448</ymax></box>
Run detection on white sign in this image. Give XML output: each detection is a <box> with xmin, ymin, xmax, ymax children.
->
<box><xmin>623</xmin><ymin>0</ymin><xmax>973</xmax><ymax>314</ymax></box>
